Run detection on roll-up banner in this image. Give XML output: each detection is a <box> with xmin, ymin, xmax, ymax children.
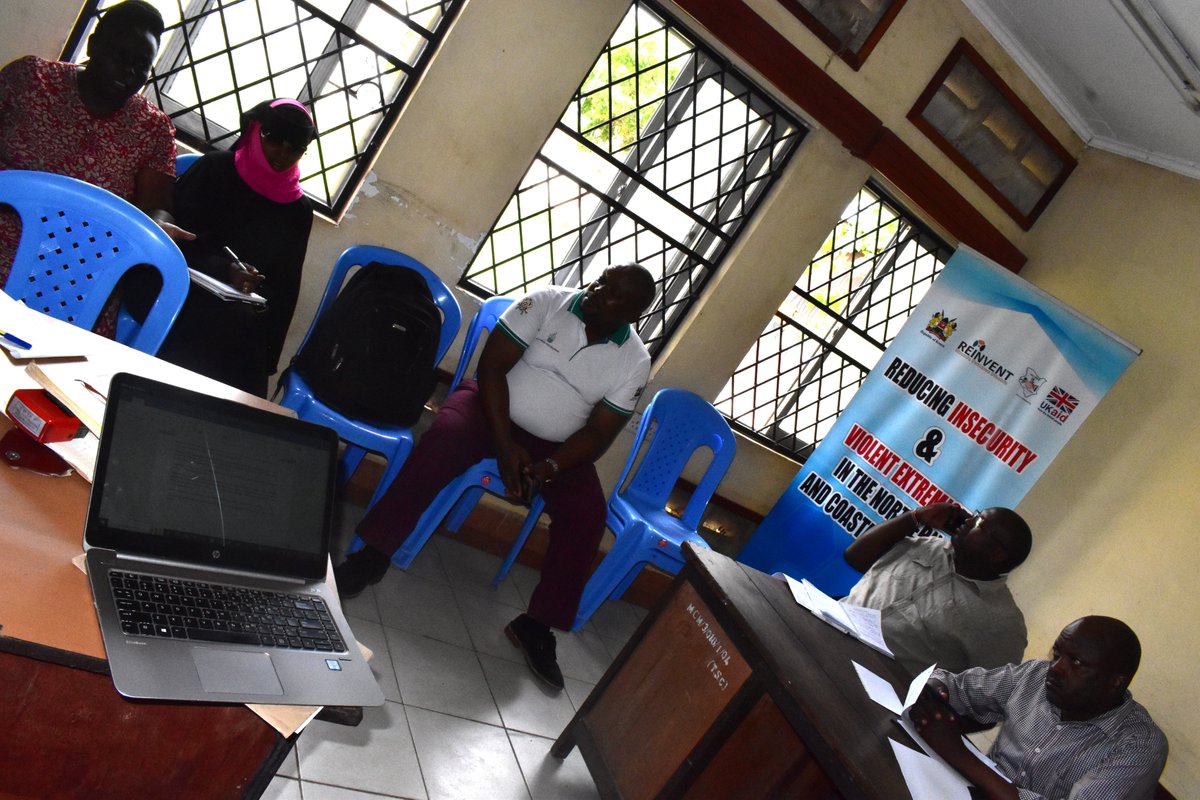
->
<box><xmin>738</xmin><ymin>247</ymin><xmax>1140</xmax><ymax>591</ymax></box>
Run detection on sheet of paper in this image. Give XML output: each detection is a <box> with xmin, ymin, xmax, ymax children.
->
<box><xmin>1</xmin><ymin>322</ymin><xmax>88</xmax><ymax>360</ymax></box>
<box><xmin>888</xmin><ymin>738</ymin><xmax>972</xmax><ymax>800</ymax></box>
<box><xmin>854</xmin><ymin>661</ymin><xmax>906</xmax><ymax>714</ymax></box>
<box><xmin>853</xmin><ymin>661</ymin><xmax>937</xmax><ymax>715</ymax></box>
<box><xmin>902</xmin><ymin>663</ymin><xmax>937</xmax><ymax>708</ymax></box>
<box><xmin>772</xmin><ymin>574</ymin><xmax>892</xmax><ymax>655</ymax></box>
<box><xmin>775</xmin><ymin>571</ymin><xmax>820</xmax><ymax>613</ymax></box>
<box><xmin>47</xmin><ymin>431</ymin><xmax>99</xmax><ymax>482</ymax></box>
<box><xmin>801</xmin><ymin>578</ymin><xmax>855</xmax><ymax>634</ymax></box>
<box><xmin>897</xmin><ymin>715</ymin><xmax>1008</xmax><ymax>780</ymax></box>
<box><xmin>247</xmin><ymin>703</ymin><xmax>323</xmax><ymax>737</ymax></box>
<box><xmin>838</xmin><ymin>603</ymin><xmax>894</xmax><ymax>657</ymax></box>
<box><xmin>0</xmin><ymin>295</ymin><xmax>91</xmax><ymax>360</ymax></box>
<box><xmin>1</xmin><ymin>338</ymin><xmax>88</xmax><ymax>361</ymax></box>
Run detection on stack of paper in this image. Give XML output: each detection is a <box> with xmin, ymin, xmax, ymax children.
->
<box><xmin>189</xmin><ymin>268</ymin><xmax>266</xmax><ymax>306</ymax></box>
<box><xmin>776</xmin><ymin>573</ymin><xmax>894</xmax><ymax>657</ymax></box>
<box><xmin>849</xmin><ymin>660</ymin><xmax>1011</xmax><ymax>799</ymax></box>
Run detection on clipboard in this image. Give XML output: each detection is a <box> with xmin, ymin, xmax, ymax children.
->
<box><xmin>188</xmin><ymin>268</ymin><xmax>267</xmax><ymax>306</ymax></box>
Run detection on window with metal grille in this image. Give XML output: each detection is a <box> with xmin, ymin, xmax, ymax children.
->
<box><xmin>715</xmin><ymin>181</ymin><xmax>953</xmax><ymax>461</ymax></box>
<box><xmin>63</xmin><ymin>0</ymin><xmax>463</xmax><ymax>219</ymax></box>
<box><xmin>459</xmin><ymin>0</ymin><xmax>804</xmax><ymax>357</ymax></box>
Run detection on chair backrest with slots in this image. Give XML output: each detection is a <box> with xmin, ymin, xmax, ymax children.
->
<box><xmin>0</xmin><ymin>170</ymin><xmax>188</xmax><ymax>354</ymax></box>
<box><xmin>616</xmin><ymin>388</ymin><xmax>737</xmax><ymax>530</ymax></box>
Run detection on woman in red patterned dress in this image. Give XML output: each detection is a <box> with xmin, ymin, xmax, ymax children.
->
<box><xmin>0</xmin><ymin>0</ymin><xmax>190</xmax><ymax>335</ymax></box>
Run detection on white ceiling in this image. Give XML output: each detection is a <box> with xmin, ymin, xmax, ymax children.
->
<box><xmin>962</xmin><ymin>0</ymin><xmax>1200</xmax><ymax>180</ymax></box>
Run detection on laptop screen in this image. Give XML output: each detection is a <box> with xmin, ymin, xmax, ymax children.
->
<box><xmin>85</xmin><ymin>373</ymin><xmax>338</xmax><ymax>580</ymax></box>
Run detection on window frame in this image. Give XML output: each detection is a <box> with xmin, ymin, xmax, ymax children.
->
<box><xmin>62</xmin><ymin>0</ymin><xmax>464</xmax><ymax>219</ymax></box>
<box><xmin>715</xmin><ymin>179</ymin><xmax>955</xmax><ymax>462</ymax></box>
<box><xmin>776</xmin><ymin>0</ymin><xmax>910</xmax><ymax>70</ymax></box>
<box><xmin>457</xmin><ymin>0</ymin><xmax>806</xmax><ymax>359</ymax></box>
<box><xmin>908</xmin><ymin>39</ymin><xmax>1077</xmax><ymax>231</ymax></box>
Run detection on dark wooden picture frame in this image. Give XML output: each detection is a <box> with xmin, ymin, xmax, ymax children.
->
<box><xmin>908</xmin><ymin>39</ymin><xmax>1077</xmax><ymax>230</ymax></box>
<box><xmin>777</xmin><ymin>0</ymin><xmax>910</xmax><ymax>70</ymax></box>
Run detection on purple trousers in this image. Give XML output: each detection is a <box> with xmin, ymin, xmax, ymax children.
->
<box><xmin>356</xmin><ymin>380</ymin><xmax>607</xmax><ymax>630</ymax></box>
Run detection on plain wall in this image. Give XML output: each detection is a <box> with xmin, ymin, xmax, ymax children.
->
<box><xmin>1011</xmin><ymin>150</ymin><xmax>1200</xmax><ymax>792</ymax></box>
<box><xmin>4</xmin><ymin>0</ymin><xmax>1197</xmax><ymax>792</ymax></box>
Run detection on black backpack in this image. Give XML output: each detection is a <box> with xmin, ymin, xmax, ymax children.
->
<box><xmin>289</xmin><ymin>262</ymin><xmax>442</xmax><ymax>426</ymax></box>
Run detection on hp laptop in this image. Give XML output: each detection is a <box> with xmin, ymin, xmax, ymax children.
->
<box><xmin>84</xmin><ymin>372</ymin><xmax>384</xmax><ymax>707</ymax></box>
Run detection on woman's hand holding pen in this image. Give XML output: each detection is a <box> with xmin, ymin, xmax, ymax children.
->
<box><xmin>223</xmin><ymin>246</ymin><xmax>264</xmax><ymax>294</ymax></box>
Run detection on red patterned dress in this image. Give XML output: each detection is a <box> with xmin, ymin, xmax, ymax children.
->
<box><xmin>0</xmin><ymin>55</ymin><xmax>176</xmax><ymax>334</ymax></box>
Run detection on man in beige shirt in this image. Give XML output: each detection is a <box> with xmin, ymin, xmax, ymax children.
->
<box><xmin>842</xmin><ymin>503</ymin><xmax>1032</xmax><ymax>676</ymax></box>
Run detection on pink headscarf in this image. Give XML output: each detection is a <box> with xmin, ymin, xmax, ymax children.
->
<box><xmin>233</xmin><ymin>99</ymin><xmax>313</xmax><ymax>204</ymax></box>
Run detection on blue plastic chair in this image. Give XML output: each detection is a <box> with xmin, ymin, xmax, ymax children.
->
<box><xmin>114</xmin><ymin>152</ymin><xmax>201</xmax><ymax>341</ymax></box>
<box><xmin>566</xmin><ymin>388</ymin><xmax>736</xmax><ymax>629</ymax></box>
<box><xmin>277</xmin><ymin>245</ymin><xmax>462</xmax><ymax>508</ymax></box>
<box><xmin>448</xmin><ymin>295</ymin><xmax>514</xmax><ymax>391</ymax></box>
<box><xmin>0</xmin><ymin>170</ymin><xmax>189</xmax><ymax>355</ymax></box>
<box><xmin>175</xmin><ymin>152</ymin><xmax>202</xmax><ymax>175</ymax></box>
<box><xmin>384</xmin><ymin>296</ymin><xmax>548</xmax><ymax>579</ymax></box>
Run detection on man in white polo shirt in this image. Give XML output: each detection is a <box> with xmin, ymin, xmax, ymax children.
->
<box><xmin>335</xmin><ymin>263</ymin><xmax>656</xmax><ymax>690</ymax></box>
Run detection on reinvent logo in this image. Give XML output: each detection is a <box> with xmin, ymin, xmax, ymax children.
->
<box><xmin>956</xmin><ymin>339</ymin><xmax>1014</xmax><ymax>384</ymax></box>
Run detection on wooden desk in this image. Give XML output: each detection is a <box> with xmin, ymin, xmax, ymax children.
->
<box><xmin>553</xmin><ymin>544</ymin><xmax>915</xmax><ymax>800</ymax></box>
<box><xmin>0</xmin><ymin>299</ymin><xmax>297</xmax><ymax>798</ymax></box>
<box><xmin>0</xmin><ymin>418</ymin><xmax>293</xmax><ymax>798</ymax></box>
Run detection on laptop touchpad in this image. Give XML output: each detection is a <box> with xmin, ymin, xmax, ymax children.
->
<box><xmin>192</xmin><ymin>648</ymin><xmax>285</xmax><ymax>696</ymax></box>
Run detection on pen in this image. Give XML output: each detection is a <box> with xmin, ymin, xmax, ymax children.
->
<box><xmin>223</xmin><ymin>246</ymin><xmax>262</xmax><ymax>290</ymax></box>
<box><xmin>0</xmin><ymin>329</ymin><xmax>32</xmax><ymax>350</ymax></box>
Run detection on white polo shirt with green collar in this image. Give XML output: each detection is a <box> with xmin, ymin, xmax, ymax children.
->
<box><xmin>495</xmin><ymin>286</ymin><xmax>651</xmax><ymax>443</ymax></box>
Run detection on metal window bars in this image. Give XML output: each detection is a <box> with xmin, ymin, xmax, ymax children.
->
<box><xmin>714</xmin><ymin>182</ymin><xmax>953</xmax><ymax>461</ymax></box>
<box><xmin>459</xmin><ymin>0</ymin><xmax>804</xmax><ymax>357</ymax></box>
<box><xmin>63</xmin><ymin>0</ymin><xmax>463</xmax><ymax>219</ymax></box>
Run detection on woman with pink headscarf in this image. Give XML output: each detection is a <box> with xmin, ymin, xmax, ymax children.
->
<box><xmin>157</xmin><ymin>99</ymin><xmax>316</xmax><ymax>397</ymax></box>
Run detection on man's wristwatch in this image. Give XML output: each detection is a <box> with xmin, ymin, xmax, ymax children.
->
<box><xmin>543</xmin><ymin>457</ymin><xmax>560</xmax><ymax>480</ymax></box>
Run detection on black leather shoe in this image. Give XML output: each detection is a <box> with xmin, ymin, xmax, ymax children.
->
<box><xmin>333</xmin><ymin>546</ymin><xmax>391</xmax><ymax>598</ymax></box>
<box><xmin>505</xmin><ymin>613</ymin><xmax>564</xmax><ymax>691</ymax></box>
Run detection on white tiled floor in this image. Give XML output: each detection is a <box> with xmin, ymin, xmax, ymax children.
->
<box><xmin>262</xmin><ymin>503</ymin><xmax>647</xmax><ymax>800</ymax></box>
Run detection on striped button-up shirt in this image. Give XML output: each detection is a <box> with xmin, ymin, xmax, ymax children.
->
<box><xmin>933</xmin><ymin>660</ymin><xmax>1168</xmax><ymax>800</ymax></box>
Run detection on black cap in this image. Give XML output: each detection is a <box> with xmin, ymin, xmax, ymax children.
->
<box><xmin>241</xmin><ymin>99</ymin><xmax>317</xmax><ymax>148</ymax></box>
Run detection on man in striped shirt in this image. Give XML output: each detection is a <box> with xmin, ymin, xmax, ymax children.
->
<box><xmin>911</xmin><ymin>616</ymin><xmax>1167</xmax><ymax>799</ymax></box>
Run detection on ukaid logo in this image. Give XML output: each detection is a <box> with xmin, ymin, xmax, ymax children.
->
<box><xmin>956</xmin><ymin>339</ymin><xmax>1015</xmax><ymax>384</ymax></box>
<box><xmin>1039</xmin><ymin>385</ymin><xmax>1079</xmax><ymax>425</ymax></box>
<box><xmin>923</xmin><ymin>311</ymin><xmax>957</xmax><ymax>344</ymax></box>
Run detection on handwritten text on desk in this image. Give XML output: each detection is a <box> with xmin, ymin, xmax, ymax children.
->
<box><xmin>687</xmin><ymin>602</ymin><xmax>732</xmax><ymax>691</ymax></box>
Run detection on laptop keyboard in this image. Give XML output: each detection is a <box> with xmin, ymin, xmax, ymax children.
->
<box><xmin>107</xmin><ymin>569</ymin><xmax>346</xmax><ymax>653</ymax></box>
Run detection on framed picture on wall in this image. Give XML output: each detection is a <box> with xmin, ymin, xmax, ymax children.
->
<box><xmin>908</xmin><ymin>39</ymin><xmax>1077</xmax><ymax>230</ymax></box>
<box><xmin>777</xmin><ymin>0</ymin><xmax>910</xmax><ymax>69</ymax></box>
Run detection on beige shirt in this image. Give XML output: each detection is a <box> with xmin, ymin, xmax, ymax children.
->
<box><xmin>844</xmin><ymin>537</ymin><xmax>1026</xmax><ymax>676</ymax></box>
